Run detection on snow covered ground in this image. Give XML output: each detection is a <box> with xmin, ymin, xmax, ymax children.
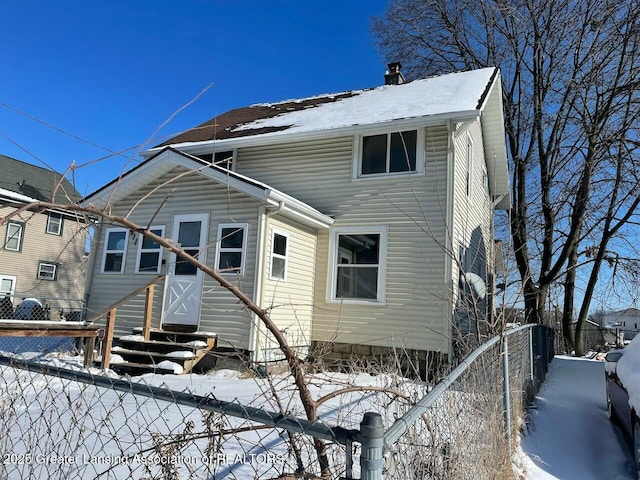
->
<box><xmin>519</xmin><ymin>356</ymin><xmax>635</xmax><ymax>479</ymax></box>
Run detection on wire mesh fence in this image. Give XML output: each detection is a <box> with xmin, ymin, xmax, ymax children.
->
<box><xmin>0</xmin><ymin>324</ymin><xmax>553</xmax><ymax>480</ymax></box>
<box><xmin>379</xmin><ymin>325</ymin><xmax>548</xmax><ymax>480</ymax></box>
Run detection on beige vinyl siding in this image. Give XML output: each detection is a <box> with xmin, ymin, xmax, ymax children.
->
<box><xmin>451</xmin><ymin>120</ymin><xmax>494</xmax><ymax>315</ymax></box>
<box><xmin>256</xmin><ymin>216</ymin><xmax>317</xmax><ymax>361</ymax></box>
<box><xmin>86</xmin><ymin>166</ymin><xmax>260</xmax><ymax>348</ymax></box>
<box><xmin>236</xmin><ymin>129</ymin><xmax>453</xmax><ymax>353</ymax></box>
<box><xmin>0</xmin><ymin>206</ymin><xmax>86</xmax><ymax>313</ymax></box>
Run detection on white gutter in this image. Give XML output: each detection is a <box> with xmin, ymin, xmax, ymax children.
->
<box><xmin>445</xmin><ymin>119</ymin><xmax>456</xmax><ymax>360</ymax></box>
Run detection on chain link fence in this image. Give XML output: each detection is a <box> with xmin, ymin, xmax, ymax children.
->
<box><xmin>0</xmin><ymin>324</ymin><xmax>553</xmax><ymax>480</ymax></box>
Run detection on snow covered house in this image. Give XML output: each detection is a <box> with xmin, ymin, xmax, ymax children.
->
<box><xmin>0</xmin><ymin>154</ymin><xmax>86</xmax><ymax>318</ymax></box>
<box><xmin>82</xmin><ymin>66</ymin><xmax>510</xmax><ymax>370</ymax></box>
<box><xmin>603</xmin><ymin>308</ymin><xmax>640</xmax><ymax>340</ymax></box>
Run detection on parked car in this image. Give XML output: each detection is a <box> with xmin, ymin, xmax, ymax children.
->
<box><xmin>605</xmin><ymin>335</ymin><xmax>640</xmax><ymax>478</ymax></box>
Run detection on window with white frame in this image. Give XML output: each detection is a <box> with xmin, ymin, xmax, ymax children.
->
<box><xmin>358</xmin><ymin>129</ymin><xmax>420</xmax><ymax>176</ymax></box>
<box><xmin>37</xmin><ymin>262</ymin><xmax>58</xmax><ymax>281</ymax></box>
<box><xmin>135</xmin><ymin>226</ymin><xmax>165</xmax><ymax>273</ymax></box>
<box><xmin>269</xmin><ymin>230</ymin><xmax>289</xmax><ymax>281</ymax></box>
<box><xmin>329</xmin><ymin>226</ymin><xmax>387</xmax><ymax>303</ymax></box>
<box><xmin>46</xmin><ymin>213</ymin><xmax>63</xmax><ymax>235</ymax></box>
<box><xmin>0</xmin><ymin>274</ymin><xmax>16</xmax><ymax>298</ymax></box>
<box><xmin>101</xmin><ymin>228</ymin><xmax>128</xmax><ymax>273</ymax></box>
<box><xmin>215</xmin><ymin>223</ymin><xmax>247</xmax><ymax>275</ymax></box>
<box><xmin>4</xmin><ymin>221</ymin><xmax>24</xmax><ymax>252</ymax></box>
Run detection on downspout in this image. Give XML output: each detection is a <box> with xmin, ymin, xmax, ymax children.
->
<box><xmin>82</xmin><ymin>217</ymin><xmax>104</xmax><ymax>322</ymax></box>
<box><xmin>251</xmin><ymin>201</ymin><xmax>285</xmax><ymax>361</ymax></box>
<box><xmin>445</xmin><ymin>119</ymin><xmax>456</xmax><ymax>362</ymax></box>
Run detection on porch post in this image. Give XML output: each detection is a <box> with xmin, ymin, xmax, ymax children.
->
<box><xmin>143</xmin><ymin>283</ymin><xmax>154</xmax><ymax>341</ymax></box>
<box><xmin>100</xmin><ymin>308</ymin><xmax>116</xmax><ymax>370</ymax></box>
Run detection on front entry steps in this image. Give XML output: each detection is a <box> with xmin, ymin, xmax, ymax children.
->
<box><xmin>103</xmin><ymin>327</ymin><xmax>218</xmax><ymax>376</ymax></box>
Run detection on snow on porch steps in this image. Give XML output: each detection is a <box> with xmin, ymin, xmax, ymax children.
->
<box><xmin>100</xmin><ymin>328</ymin><xmax>218</xmax><ymax>376</ymax></box>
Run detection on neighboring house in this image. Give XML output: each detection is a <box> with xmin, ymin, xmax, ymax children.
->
<box><xmin>82</xmin><ymin>66</ymin><xmax>510</xmax><ymax>367</ymax></box>
<box><xmin>0</xmin><ymin>154</ymin><xmax>86</xmax><ymax>318</ymax></box>
<box><xmin>603</xmin><ymin>308</ymin><xmax>640</xmax><ymax>340</ymax></box>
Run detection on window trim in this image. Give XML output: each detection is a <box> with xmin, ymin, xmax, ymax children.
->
<box><xmin>46</xmin><ymin>212</ymin><xmax>63</xmax><ymax>236</ymax></box>
<box><xmin>466</xmin><ymin>135</ymin><xmax>474</xmax><ymax>200</ymax></box>
<box><xmin>37</xmin><ymin>261</ymin><xmax>58</xmax><ymax>281</ymax></box>
<box><xmin>4</xmin><ymin>221</ymin><xmax>25</xmax><ymax>252</ymax></box>
<box><xmin>327</xmin><ymin>225</ymin><xmax>387</xmax><ymax>305</ymax></box>
<box><xmin>352</xmin><ymin>127</ymin><xmax>425</xmax><ymax>179</ymax></box>
<box><xmin>268</xmin><ymin>228</ymin><xmax>289</xmax><ymax>282</ymax></box>
<box><xmin>215</xmin><ymin>223</ymin><xmax>248</xmax><ymax>275</ymax></box>
<box><xmin>101</xmin><ymin>227</ymin><xmax>129</xmax><ymax>274</ymax></box>
<box><xmin>135</xmin><ymin>226</ymin><xmax>165</xmax><ymax>274</ymax></box>
<box><xmin>0</xmin><ymin>274</ymin><xmax>17</xmax><ymax>299</ymax></box>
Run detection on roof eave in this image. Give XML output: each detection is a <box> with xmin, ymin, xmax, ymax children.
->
<box><xmin>141</xmin><ymin>110</ymin><xmax>482</xmax><ymax>159</ymax></box>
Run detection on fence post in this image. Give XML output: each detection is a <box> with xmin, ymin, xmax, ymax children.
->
<box><xmin>502</xmin><ymin>336</ymin><xmax>512</xmax><ymax>456</ymax></box>
<box><xmin>359</xmin><ymin>412</ymin><xmax>384</xmax><ymax>480</ymax></box>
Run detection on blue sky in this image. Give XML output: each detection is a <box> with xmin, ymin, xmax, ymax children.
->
<box><xmin>0</xmin><ymin>0</ymin><xmax>389</xmax><ymax>196</ymax></box>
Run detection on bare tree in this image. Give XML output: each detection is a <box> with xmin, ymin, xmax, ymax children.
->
<box><xmin>373</xmin><ymin>0</ymin><xmax>640</xmax><ymax>352</ymax></box>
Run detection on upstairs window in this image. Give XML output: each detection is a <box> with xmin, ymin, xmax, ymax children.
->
<box><xmin>215</xmin><ymin>223</ymin><xmax>248</xmax><ymax>275</ymax></box>
<box><xmin>101</xmin><ymin>228</ymin><xmax>128</xmax><ymax>273</ymax></box>
<box><xmin>135</xmin><ymin>226</ymin><xmax>165</xmax><ymax>274</ymax></box>
<box><xmin>269</xmin><ymin>230</ymin><xmax>289</xmax><ymax>281</ymax></box>
<box><xmin>4</xmin><ymin>221</ymin><xmax>25</xmax><ymax>252</ymax></box>
<box><xmin>360</xmin><ymin>130</ymin><xmax>418</xmax><ymax>176</ymax></box>
<box><xmin>46</xmin><ymin>213</ymin><xmax>63</xmax><ymax>235</ymax></box>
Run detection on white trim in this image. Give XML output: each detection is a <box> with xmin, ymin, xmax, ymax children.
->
<box><xmin>46</xmin><ymin>213</ymin><xmax>63</xmax><ymax>235</ymax></box>
<box><xmin>327</xmin><ymin>225</ymin><xmax>387</xmax><ymax>305</ymax></box>
<box><xmin>37</xmin><ymin>262</ymin><xmax>58</xmax><ymax>281</ymax></box>
<box><xmin>0</xmin><ymin>274</ymin><xmax>17</xmax><ymax>299</ymax></box>
<box><xmin>82</xmin><ymin>149</ymin><xmax>334</xmax><ymax>229</ymax></box>
<box><xmin>215</xmin><ymin>223</ymin><xmax>249</xmax><ymax>275</ymax></box>
<box><xmin>352</xmin><ymin>127</ymin><xmax>426</xmax><ymax>180</ymax></box>
<box><xmin>135</xmin><ymin>226</ymin><xmax>166</xmax><ymax>274</ymax></box>
<box><xmin>466</xmin><ymin>134</ymin><xmax>474</xmax><ymax>201</ymax></box>
<box><xmin>5</xmin><ymin>221</ymin><xmax>24</xmax><ymax>252</ymax></box>
<box><xmin>101</xmin><ymin>227</ymin><xmax>129</xmax><ymax>274</ymax></box>
<box><xmin>268</xmin><ymin>228</ymin><xmax>289</xmax><ymax>282</ymax></box>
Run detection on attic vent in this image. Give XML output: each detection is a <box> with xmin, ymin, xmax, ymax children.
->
<box><xmin>384</xmin><ymin>62</ymin><xmax>405</xmax><ymax>85</ymax></box>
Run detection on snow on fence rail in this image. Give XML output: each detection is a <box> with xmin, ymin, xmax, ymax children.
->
<box><xmin>0</xmin><ymin>324</ymin><xmax>553</xmax><ymax>479</ymax></box>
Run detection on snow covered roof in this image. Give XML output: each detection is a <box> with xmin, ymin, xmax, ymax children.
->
<box><xmin>0</xmin><ymin>187</ymin><xmax>36</xmax><ymax>204</ymax></box>
<box><xmin>155</xmin><ymin>67</ymin><xmax>500</xmax><ymax>147</ymax></box>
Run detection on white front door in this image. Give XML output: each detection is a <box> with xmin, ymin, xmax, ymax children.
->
<box><xmin>162</xmin><ymin>213</ymin><xmax>209</xmax><ymax>328</ymax></box>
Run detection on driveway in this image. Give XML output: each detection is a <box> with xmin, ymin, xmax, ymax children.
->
<box><xmin>520</xmin><ymin>356</ymin><xmax>635</xmax><ymax>479</ymax></box>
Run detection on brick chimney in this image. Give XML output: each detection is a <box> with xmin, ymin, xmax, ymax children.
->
<box><xmin>384</xmin><ymin>62</ymin><xmax>405</xmax><ymax>85</ymax></box>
